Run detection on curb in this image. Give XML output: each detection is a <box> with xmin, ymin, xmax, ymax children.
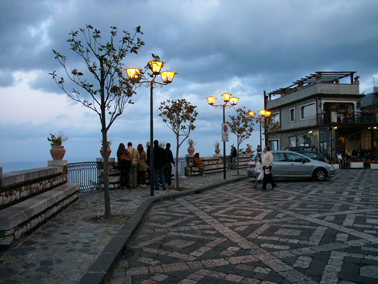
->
<box><xmin>79</xmin><ymin>175</ymin><xmax>250</xmax><ymax>284</ymax></box>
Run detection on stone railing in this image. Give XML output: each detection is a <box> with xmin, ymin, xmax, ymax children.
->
<box><xmin>0</xmin><ymin>161</ymin><xmax>79</xmax><ymax>249</ymax></box>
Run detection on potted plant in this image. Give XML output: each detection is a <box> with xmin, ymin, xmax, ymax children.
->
<box><xmin>331</xmin><ymin>158</ymin><xmax>340</xmax><ymax>169</ymax></box>
<box><xmin>214</xmin><ymin>141</ymin><xmax>220</xmax><ymax>154</ymax></box>
<box><xmin>371</xmin><ymin>160</ymin><xmax>378</xmax><ymax>170</ymax></box>
<box><xmin>100</xmin><ymin>140</ymin><xmax>112</xmax><ymax>158</ymax></box>
<box><xmin>350</xmin><ymin>158</ymin><xmax>363</xmax><ymax>168</ymax></box>
<box><xmin>187</xmin><ymin>139</ymin><xmax>196</xmax><ymax>155</ymax></box>
<box><xmin>256</xmin><ymin>145</ymin><xmax>261</xmax><ymax>152</ymax></box>
<box><xmin>246</xmin><ymin>143</ymin><xmax>252</xmax><ymax>153</ymax></box>
<box><xmin>47</xmin><ymin>131</ymin><xmax>69</xmax><ymax>160</ymax></box>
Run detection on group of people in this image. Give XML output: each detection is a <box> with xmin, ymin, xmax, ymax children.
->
<box><xmin>252</xmin><ymin>146</ymin><xmax>277</xmax><ymax>191</ymax></box>
<box><xmin>116</xmin><ymin>140</ymin><xmax>175</xmax><ymax>190</ymax></box>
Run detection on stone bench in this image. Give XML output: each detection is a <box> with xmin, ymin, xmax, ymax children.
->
<box><xmin>0</xmin><ymin>182</ymin><xmax>79</xmax><ymax>249</ymax></box>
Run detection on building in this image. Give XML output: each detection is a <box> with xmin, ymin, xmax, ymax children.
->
<box><xmin>265</xmin><ymin>71</ymin><xmax>377</xmax><ymax>159</ymax></box>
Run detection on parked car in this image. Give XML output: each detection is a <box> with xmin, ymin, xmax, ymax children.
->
<box><xmin>247</xmin><ymin>150</ymin><xmax>335</xmax><ymax>181</ymax></box>
<box><xmin>295</xmin><ymin>151</ymin><xmax>327</xmax><ymax>163</ymax></box>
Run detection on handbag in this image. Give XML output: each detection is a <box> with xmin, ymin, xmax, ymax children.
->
<box><xmin>264</xmin><ymin>167</ymin><xmax>270</xmax><ymax>175</ymax></box>
<box><xmin>121</xmin><ymin>152</ymin><xmax>131</xmax><ymax>161</ymax></box>
<box><xmin>257</xmin><ymin>172</ymin><xmax>264</xmax><ymax>181</ymax></box>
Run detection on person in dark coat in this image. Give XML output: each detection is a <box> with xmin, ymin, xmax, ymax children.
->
<box><xmin>164</xmin><ymin>143</ymin><xmax>175</xmax><ymax>187</ymax></box>
<box><xmin>117</xmin><ymin>143</ymin><xmax>131</xmax><ymax>189</ymax></box>
<box><xmin>153</xmin><ymin>140</ymin><xmax>166</xmax><ymax>190</ymax></box>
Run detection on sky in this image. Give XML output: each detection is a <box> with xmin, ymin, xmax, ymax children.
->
<box><xmin>0</xmin><ymin>0</ymin><xmax>377</xmax><ymax>172</ymax></box>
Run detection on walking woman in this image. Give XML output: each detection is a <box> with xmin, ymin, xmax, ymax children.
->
<box><xmin>137</xmin><ymin>143</ymin><xmax>147</xmax><ymax>187</ymax></box>
<box><xmin>117</xmin><ymin>143</ymin><xmax>131</xmax><ymax>189</ymax></box>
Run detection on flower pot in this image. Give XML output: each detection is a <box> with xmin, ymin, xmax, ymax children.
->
<box><xmin>350</xmin><ymin>162</ymin><xmax>363</xmax><ymax>168</ymax></box>
<box><xmin>100</xmin><ymin>147</ymin><xmax>111</xmax><ymax>158</ymax></box>
<box><xmin>256</xmin><ymin>147</ymin><xmax>261</xmax><ymax>152</ymax></box>
<box><xmin>215</xmin><ymin>148</ymin><xmax>221</xmax><ymax>154</ymax></box>
<box><xmin>246</xmin><ymin>147</ymin><xmax>251</xmax><ymax>153</ymax></box>
<box><xmin>50</xmin><ymin>146</ymin><xmax>66</xmax><ymax>160</ymax></box>
<box><xmin>187</xmin><ymin>146</ymin><xmax>195</xmax><ymax>155</ymax></box>
<box><xmin>370</xmin><ymin>163</ymin><xmax>378</xmax><ymax>169</ymax></box>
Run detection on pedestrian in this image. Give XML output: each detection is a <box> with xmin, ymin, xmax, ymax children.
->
<box><xmin>193</xmin><ymin>153</ymin><xmax>206</xmax><ymax>176</ymax></box>
<box><xmin>117</xmin><ymin>143</ymin><xmax>131</xmax><ymax>189</ymax></box>
<box><xmin>337</xmin><ymin>153</ymin><xmax>344</xmax><ymax>169</ymax></box>
<box><xmin>127</xmin><ymin>142</ymin><xmax>139</xmax><ymax>189</ymax></box>
<box><xmin>153</xmin><ymin>140</ymin><xmax>166</xmax><ymax>190</ymax></box>
<box><xmin>262</xmin><ymin>146</ymin><xmax>276</xmax><ymax>190</ymax></box>
<box><xmin>137</xmin><ymin>144</ymin><xmax>147</xmax><ymax>187</ymax></box>
<box><xmin>252</xmin><ymin>155</ymin><xmax>263</xmax><ymax>188</ymax></box>
<box><xmin>231</xmin><ymin>146</ymin><xmax>237</xmax><ymax>170</ymax></box>
<box><xmin>164</xmin><ymin>143</ymin><xmax>175</xmax><ymax>187</ymax></box>
<box><xmin>146</xmin><ymin>141</ymin><xmax>151</xmax><ymax>184</ymax></box>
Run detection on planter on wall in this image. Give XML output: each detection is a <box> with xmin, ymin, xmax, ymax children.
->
<box><xmin>370</xmin><ymin>163</ymin><xmax>378</xmax><ymax>169</ymax></box>
<box><xmin>350</xmin><ymin>162</ymin><xmax>363</xmax><ymax>169</ymax></box>
<box><xmin>215</xmin><ymin>148</ymin><xmax>220</xmax><ymax>154</ymax></box>
<box><xmin>187</xmin><ymin>146</ymin><xmax>195</xmax><ymax>155</ymax></box>
<box><xmin>50</xmin><ymin>146</ymin><xmax>66</xmax><ymax>160</ymax></box>
<box><xmin>100</xmin><ymin>147</ymin><xmax>111</xmax><ymax>158</ymax></box>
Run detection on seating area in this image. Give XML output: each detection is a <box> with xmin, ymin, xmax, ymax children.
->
<box><xmin>186</xmin><ymin>154</ymin><xmax>251</xmax><ymax>176</ymax></box>
<box><xmin>0</xmin><ymin>164</ymin><xmax>79</xmax><ymax>249</ymax></box>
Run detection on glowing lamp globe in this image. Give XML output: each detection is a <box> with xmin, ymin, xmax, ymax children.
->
<box><xmin>206</xmin><ymin>96</ymin><xmax>217</xmax><ymax>105</ymax></box>
<box><xmin>160</xmin><ymin>71</ymin><xmax>177</xmax><ymax>84</ymax></box>
<box><xmin>221</xmin><ymin>93</ymin><xmax>232</xmax><ymax>103</ymax></box>
<box><xmin>148</xmin><ymin>60</ymin><xmax>165</xmax><ymax>75</ymax></box>
<box><xmin>124</xmin><ymin>68</ymin><xmax>141</xmax><ymax>82</ymax></box>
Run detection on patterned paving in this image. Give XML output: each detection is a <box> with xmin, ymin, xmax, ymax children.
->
<box><xmin>109</xmin><ymin>170</ymin><xmax>378</xmax><ymax>283</ymax></box>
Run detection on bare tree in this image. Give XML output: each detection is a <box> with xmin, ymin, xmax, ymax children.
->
<box><xmin>227</xmin><ymin>106</ymin><xmax>255</xmax><ymax>175</ymax></box>
<box><xmin>158</xmin><ymin>99</ymin><xmax>198</xmax><ymax>189</ymax></box>
<box><xmin>50</xmin><ymin>25</ymin><xmax>144</xmax><ymax>218</ymax></box>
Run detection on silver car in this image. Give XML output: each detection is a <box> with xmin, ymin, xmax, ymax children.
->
<box><xmin>247</xmin><ymin>150</ymin><xmax>335</xmax><ymax>181</ymax></box>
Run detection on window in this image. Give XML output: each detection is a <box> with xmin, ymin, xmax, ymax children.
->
<box><xmin>273</xmin><ymin>152</ymin><xmax>286</xmax><ymax>161</ymax></box>
<box><xmin>271</xmin><ymin>112</ymin><xmax>280</xmax><ymax>124</ymax></box>
<box><xmin>270</xmin><ymin>140</ymin><xmax>279</xmax><ymax>150</ymax></box>
<box><xmin>300</xmin><ymin>103</ymin><xmax>316</xmax><ymax>120</ymax></box>
<box><xmin>286</xmin><ymin>153</ymin><xmax>305</xmax><ymax>162</ymax></box>
<box><xmin>289</xmin><ymin>108</ymin><xmax>295</xmax><ymax>122</ymax></box>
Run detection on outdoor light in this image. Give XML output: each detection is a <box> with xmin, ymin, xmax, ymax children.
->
<box><xmin>229</xmin><ymin>97</ymin><xmax>239</xmax><ymax>106</ymax></box>
<box><xmin>248</xmin><ymin>111</ymin><xmax>255</xmax><ymax>118</ymax></box>
<box><xmin>206</xmin><ymin>96</ymin><xmax>217</xmax><ymax>105</ymax></box>
<box><xmin>265</xmin><ymin>111</ymin><xmax>271</xmax><ymax>117</ymax></box>
<box><xmin>124</xmin><ymin>68</ymin><xmax>141</xmax><ymax>82</ymax></box>
<box><xmin>221</xmin><ymin>93</ymin><xmax>232</xmax><ymax>103</ymax></box>
<box><xmin>334</xmin><ymin>126</ymin><xmax>338</xmax><ymax>129</ymax></box>
<box><xmin>206</xmin><ymin>92</ymin><xmax>239</xmax><ymax>180</ymax></box>
<box><xmin>148</xmin><ymin>60</ymin><xmax>165</xmax><ymax>75</ymax></box>
<box><xmin>259</xmin><ymin>109</ymin><xmax>266</xmax><ymax>116</ymax></box>
<box><xmin>124</xmin><ymin>59</ymin><xmax>175</xmax><ymax>197</ymax></box>
<box><xmin>160</xmin><ymin>70</ymin><xmax>177</xmax><ymax>84</ymax></box>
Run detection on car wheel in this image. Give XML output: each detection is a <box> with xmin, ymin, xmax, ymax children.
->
<box><xmin>313</xmin><ymin>168</ymin><xmax>327</xmax><ymax>181</ymax></box>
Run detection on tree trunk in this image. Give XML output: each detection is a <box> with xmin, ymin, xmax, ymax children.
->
<box><xmin>236</xmin><ymin>141</ymin><xmax>240</xmax><ymax>176</ymax></box>
<box><xmin>175</xmin><ymin>136</ymin><xmax>180</xmax><ymax>189</ymax></box>
<box><xmin>100</xmin><ymin>58</ymin><xmax>111</xmax><ymax>219</ymax></box>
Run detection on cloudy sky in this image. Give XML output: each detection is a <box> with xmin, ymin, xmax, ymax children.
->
<box><xmin>0</xmin><ymin>0</ymin><xmax>377</xmax><ymax>172</ymax></box>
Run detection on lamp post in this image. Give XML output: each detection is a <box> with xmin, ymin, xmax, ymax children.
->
<box><xmin>206</xmin><ymin>93</ymin><xmax>239</xmax><ymax>179</ymax></box>
<box><xmin>248</xmin><ymin>109</ymin><xmax>271</xmax><ymax>147</ymax></box>
<box><xmin>125</xmin><ymin>60</ymin><xmax>177</xmax><ymax>196</ymax></box>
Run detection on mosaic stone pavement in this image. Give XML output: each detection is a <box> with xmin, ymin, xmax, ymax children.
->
<box><xmin>109</xmin><ymin>170</ymin><xmax>378</xmax><ymax>284</ymax></box>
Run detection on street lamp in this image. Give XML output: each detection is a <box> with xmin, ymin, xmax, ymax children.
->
<box><xmin>248</xmin><ymin>109</ymin><xmax>271</xmax><ymax>147</ymax></box>
<box><xmin>206</xmin><ymin>93</ymin><xmax>239</xmax><ymax>179</ymax></box>
<box><xmin>124</xmin><ymin>60</ymin><xmax>177</xmax><ymax>196</ymax></box>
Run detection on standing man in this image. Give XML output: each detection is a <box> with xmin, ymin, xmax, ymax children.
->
<box><xmin>127</xmin><ymin>142</ymin><xmax>140</xmax><ymax>189</ymax></box>
<box><xmin>164</xmin><ymin>143</ymin><xmax>175</xmax><ymax>187</ymax></box>
<box><xmin>231</xmin><ymin>146</ymin><xmax>237</xmax><ymax>170</ymax></box>
<box><xmin>261</xmin><ymin>146</ymin><xmax>276</xmax><ymax>190</ymax></box>
<box><xmin>153</xmin><ymin>140</ymin><xmax>166</xmax><ymax>190</ymax></box>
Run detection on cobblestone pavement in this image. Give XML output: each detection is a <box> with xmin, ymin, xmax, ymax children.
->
<box><xmin>0</xmin><ymin>170</ymin><xmax>245</xmax><ymax>284</ymax></box>
<box><xmin>109</xmin><ymin>170</ymin><xmax>378</xmax><ymax>284</ymax></box>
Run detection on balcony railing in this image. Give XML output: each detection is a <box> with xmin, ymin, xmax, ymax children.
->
<box><xmin>317</xmin><ymin>111</ymin><xmax>378</xmax><ymax>125</ymax></box>
<box><xmin>67</xmin><ymin>162</ymin><xmax>99</xmax><ymax>193</ymax></box>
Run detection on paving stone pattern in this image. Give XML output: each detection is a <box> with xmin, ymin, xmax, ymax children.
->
<box><xmin>109</xmin><ymin>170</ymin><xmax>378</xmax><ymax>284</ymax></box>
<box><xmin>0</xmin><ymin>170</ymin><xmax>243</xmax><ymax>283</ymax></box>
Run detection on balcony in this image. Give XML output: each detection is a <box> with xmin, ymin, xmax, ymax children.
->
<box><xmin>317</xmin><ymin>111</ymin><xmax>378</xmax><ymax>125</ymax></box>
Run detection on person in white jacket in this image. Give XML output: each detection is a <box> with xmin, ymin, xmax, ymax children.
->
<box><xmin>261</xmin><ymin>146</ymin><xmax>276</xmax><ymax>190</ymax></box>
<box><xmin>252</xmin><ymin>155</ymin><xmax>263</xmax><ymax>188</ymax></box>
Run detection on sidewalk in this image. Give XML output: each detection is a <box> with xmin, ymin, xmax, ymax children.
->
<box><xmin>0</xmin><ymin>170</ymin><xmax>248</xmax><ymax>284</ymax></box>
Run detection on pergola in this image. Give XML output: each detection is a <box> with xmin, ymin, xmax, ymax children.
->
<box><xmin>268</xmin><ymin>71</ymin><xmax>357</xmax><ymax>97</ymax></box>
